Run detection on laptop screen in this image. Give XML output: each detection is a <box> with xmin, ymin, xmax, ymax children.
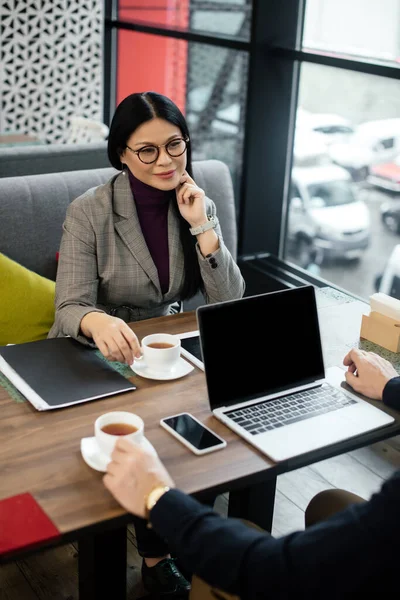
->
<box><xmin>197</xmin><ymin>285</ymin><xmax>325</xmax><ymax>409</ymax></box>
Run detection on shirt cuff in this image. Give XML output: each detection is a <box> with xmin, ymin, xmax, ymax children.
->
<box><xmin>196</xmin><ymin>243</ymin><xmax>221</xmax><ymax>261</ymax></box>
<box><xmin>382</xmin><ymin>376</ymin><xmax>400</xmax><ymax>410</ymax></box>
<box><xmin>150</xmin><ymin>489</ymin><xmax>207</xmax><ymax>537</ymax></box>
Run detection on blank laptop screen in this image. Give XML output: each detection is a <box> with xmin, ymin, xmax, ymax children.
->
<box><xmin>197</xmin><ymin>285</ymin><xmax>325</xmax><ymax>410</ymax></box>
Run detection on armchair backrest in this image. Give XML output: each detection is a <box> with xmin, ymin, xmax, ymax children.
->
<box><xmin>0</xmin><ymin>167</ymin><xmax>116</xmax><ymax>280</ymax></box>
<box><xmin>192</xmin><ymin>159</ymin><xmax>237</xmax><ymax>260</ymax></box>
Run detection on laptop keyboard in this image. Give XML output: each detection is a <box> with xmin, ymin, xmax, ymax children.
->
<box><xmin>225</xmin><ymin>384</ymin><xmax>356</xmax><ymax>436</ymax></box>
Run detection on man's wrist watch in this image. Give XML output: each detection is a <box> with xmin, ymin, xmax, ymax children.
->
<box><xmin>145</xmin><ymin>485</ymin><xmax>171</xmax><ymax>524</ymax></box>
<box><xmin>189</xmin><ymin>215</ymin><xmax>218</xmax><ymax>236</ymax></box>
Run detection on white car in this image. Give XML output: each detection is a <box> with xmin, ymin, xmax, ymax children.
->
<box><xmin>293</xmin><ymin>127</ymin><xmax>330</xmax><ymax>166</ymax></box>
<box><xmin>297</xmin><ymin>109</ymin><xmax>355</xmax><ymax>145</ymax></box>
<box><xmin>374</xmin><ymin>245</ymin><xmax>400</xmax><ymax>300</ymax></box>
<box><xmin>328</xmin><ymin>118</ymin><xmax>400</xmax><ymax>181</ymax></box>
<box><xmin>288</xmin><ymin>164</ymin><xmax>371</xmax><ymax>264</ymax></box>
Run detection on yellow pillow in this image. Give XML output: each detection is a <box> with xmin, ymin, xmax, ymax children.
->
<box><xmin>0</xmin><ymin>253</ymin><xmax>55</xmax><ymax>345</ymax></box>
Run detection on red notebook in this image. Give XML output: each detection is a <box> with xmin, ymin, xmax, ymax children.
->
<box><xmin>0</xmin><ymin>493</ymin><xmax>60</xmax><ymax>556</ymax></box>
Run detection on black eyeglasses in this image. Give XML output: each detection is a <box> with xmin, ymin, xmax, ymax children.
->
<box><xmin>126</xmin><ymin>137</ymin><xmax>189</xmax><ymax>164</ymax></box>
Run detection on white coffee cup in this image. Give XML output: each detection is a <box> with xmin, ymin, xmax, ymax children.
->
<box><xmin>139</xmin><ymin>333</ymin><xmax>181</xmax><ymax>372</ymax></box>
<box><xmin>95</xmin><ymin>411</ymin><xmax>144</xmax><ymax>458</ymax></box>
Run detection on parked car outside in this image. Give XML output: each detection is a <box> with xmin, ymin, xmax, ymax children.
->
<box><xmin>368</xmin><ymin>154</ymin><xmax>400</xmax><ymax>193</ymax></box>
<box><xmin>288</xmin><ymin>164</ymin><xmax>371</xmax><ymax>265</ymax></box>
<box><xmin>380</xmin><ymin>197</ymin><xmax>400</xmax><ymax>234</ymax></box>
<box><xmin>328</xmin><ymin>118</ymin><xmax>400</xmax><ymax>182</ymax></box>
<box><xmin>297</xmin><ymin>109</ymin><xmax>355</xmax><ymax>146</ymax></box>
<box><xmin>293</xmin><ymin>127</ymin><xmax>330</xmax><ymax>167</ymax></box>
<box><xmin>374</xmin><ymin>244</ymin><xmax>400</xmax><ymax>301</ymax></box>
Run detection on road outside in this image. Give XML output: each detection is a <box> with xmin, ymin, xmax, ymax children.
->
<box><xmin>313</xmin><ymin>186</ymin><xmax>399</xmax><ymax>301</ymax></box>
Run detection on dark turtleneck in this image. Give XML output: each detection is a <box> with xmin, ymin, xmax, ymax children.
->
<box><xmin>128</xmin><ymin>169</ymin><xmax>174</xmax><ymax>295</ymax></box>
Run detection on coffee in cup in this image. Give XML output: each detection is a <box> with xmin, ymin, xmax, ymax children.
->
<box><xmin>95</xmin><ymin>411</ymin><xmax>144</xmax><ymax>458</ymax></box>
<box><xmin>101</xmin><ymin>423</ymin><xmax>138</xmax><ymax>436</ymax></box>
<box><xmin>139</xmin><ymin>333</ymin><xmax>181</xmax><ymax>372</ymax></box>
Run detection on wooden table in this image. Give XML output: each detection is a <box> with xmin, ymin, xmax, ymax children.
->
<box><xmin>1</xmin><ymin>288</ymin><xmax>399</xmax><ymax>599</ymax></box>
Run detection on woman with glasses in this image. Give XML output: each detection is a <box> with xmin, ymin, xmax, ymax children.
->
<box><xmin>48</xmin><ymin>91</ymin><xmax>244</xmax><ymax>597</ymax></box>
<box><xmin>50</xmin><ymin>91</ymin><xmax>244</xmax><ymax>363</ymax></box>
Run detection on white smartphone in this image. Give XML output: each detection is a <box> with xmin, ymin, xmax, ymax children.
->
<box><xmin>177</xmin><ymin>330</ymin><xmax>204</xmax><ymax>371</ymax></box>
<box><xmin>160</xmin><ymin>412</ymin><xmax>227</xmax><ymax>455</ymax></box>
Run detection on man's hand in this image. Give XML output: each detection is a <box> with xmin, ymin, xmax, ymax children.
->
<box><xmin>103</xmin><ymin>438</ymin><xmax>175</xmax><ymax>518</ymax></box>
<box><xmin>343</xmin><ymin>348</ymin><xmax>398</xmax><ymax>400</ymax></box>
<box><xmin>80</xmin><ymin>312</ymin><xmax>142</xmax><ymax>364</ymax></box>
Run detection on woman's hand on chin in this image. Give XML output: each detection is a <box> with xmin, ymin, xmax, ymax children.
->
<box><xmin>175</xmin><ymin>171</ymin><xmax>207</xmax><ymax>227</ymax></box>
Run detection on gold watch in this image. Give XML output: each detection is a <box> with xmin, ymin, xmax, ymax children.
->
<box><xmin>145</xmin><ymin>485</ymin><xmax>170</xmax><ymax>523</ymax></box>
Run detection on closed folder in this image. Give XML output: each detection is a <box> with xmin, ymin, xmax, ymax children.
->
<box><xmin>0</xmin><ymin>337</ymin><xmax>136</xmax><ymax>410</ymax></box>
<box><xmin>0</xmin><ymin>493</ymin><xmax>60</xmax><ymax>556</ymax></box>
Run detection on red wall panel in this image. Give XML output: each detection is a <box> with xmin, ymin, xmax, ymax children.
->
<box><xmin>117</xmin><ymin>0</ymin><xmax>189</xmax><ymax>114</ymax></box>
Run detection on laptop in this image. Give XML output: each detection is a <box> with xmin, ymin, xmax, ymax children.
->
<box><xmin>196</xmin><ymin>285</ymin><xmax>395</xmax><ymax>462</ymax></box>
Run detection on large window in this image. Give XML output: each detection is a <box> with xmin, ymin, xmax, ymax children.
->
<box><xmin>284</xmin><ymin>12</ymin><xmax>400</xmax><ymax>302</ymax></box>
<box><xmin>186</xmin><ymin>43</ymin><xmax>248</xmax><ymax>197</ymax></box>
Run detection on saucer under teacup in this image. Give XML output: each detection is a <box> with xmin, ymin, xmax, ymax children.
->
<box><xmin>130</xmin><ymin>356</ymin><xmax>194</xmax><ymax>381</ymax></box>
<box><xmin>81</xmin><ymin>435</ymin><xmax>157</xmax><ymax>472</ymax></box>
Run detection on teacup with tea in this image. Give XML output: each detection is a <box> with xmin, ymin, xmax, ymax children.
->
<box><xmin>138</xmin><ymin>333</ymin><xmax>181</xmax><ymax>372</ymax></box>
<box><xmin>95</xmin><ymin>411</ymin><xmax>144</xmax><ymax>458</ymax></box>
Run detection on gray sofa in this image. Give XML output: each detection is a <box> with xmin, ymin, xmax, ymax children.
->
<box><xmin>0</xmin><ymin>142</ymin><xmax>109</xmax><ymax>178</ymax></box>
<box><xmin>0</xmin><ymin>160</ymin><xmax>238</xmax><ymax>311</ymax></box>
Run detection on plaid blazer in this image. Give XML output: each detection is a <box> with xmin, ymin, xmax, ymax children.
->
<box><xmin>48</xmin><ymin>170</ymin><xmax>245</xmax><ymax>344</ymax></box>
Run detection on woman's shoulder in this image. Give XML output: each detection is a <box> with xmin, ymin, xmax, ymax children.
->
<box><xmin>67</xmin><ymin>173</ymin><xmax>120</xmax><ymax>216</ymax></box>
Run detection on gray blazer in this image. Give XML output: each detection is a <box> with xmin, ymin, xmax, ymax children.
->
<box><xmin>48</xmin><ymin>170</ymin><xmax>245</xmax><ymax>344</ymax></box>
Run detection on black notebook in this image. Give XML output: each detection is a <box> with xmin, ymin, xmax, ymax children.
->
<box><xmin>0</xmin><ymin>337</ymin><xmax>136</xmax><ymax>411</ymax></box>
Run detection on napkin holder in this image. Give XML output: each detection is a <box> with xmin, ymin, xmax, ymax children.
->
<box><xmin>360</xmin><ymin>311</ymin><xmax>400</xmax><ymax>353</ymax></box>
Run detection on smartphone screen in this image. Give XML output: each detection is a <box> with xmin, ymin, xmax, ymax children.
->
<box><xmin>162</xmin><ymin>413</ymin><xmax>225</xmax><ymax>450</ymax></box>
<box><xmin>179</xmin><ymin>332</ymin><xmax>204</xmax><ymax>370</ymax></box>
<box><xmin>181</xmin><ymin>335</ymin><xmax>202</xmax><ymax>362</ymax></box>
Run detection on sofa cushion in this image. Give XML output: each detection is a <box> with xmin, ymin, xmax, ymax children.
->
<box><xmin>0</xmin><ymin>167</ymin><xmax>116</xmax><ymax>280</ymax></box>
<box><xmin>0</xmin><ymin>253</ymin><xmax>56</xmax><ymax>345</ymax></box>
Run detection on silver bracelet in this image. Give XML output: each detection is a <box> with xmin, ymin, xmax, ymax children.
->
<box><xmin>189</xmin><ymin>216</ymin><xmax>218</xmax><ymax>236</ymax></box>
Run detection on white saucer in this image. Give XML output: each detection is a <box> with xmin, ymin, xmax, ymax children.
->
<box><xmin>130</xmin><ymin>356</ymin><xmax>194</xmax><ymax>381</ymax></box>
<box><xmin>80</xmin><ymin>435</ymin><xmax>157</xmax><ymax>472</ymax></box>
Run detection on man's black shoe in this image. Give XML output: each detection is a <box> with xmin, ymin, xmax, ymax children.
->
<box><xmin>141</xmin><ymin>558</ymin><xmax>191</xmax><ymax>597</ymax></box>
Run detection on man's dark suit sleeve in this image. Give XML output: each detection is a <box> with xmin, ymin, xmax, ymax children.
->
<box><xmin>150</xmin><ymin>471</ymin><xmax>400</xmax><ymax>599</ymax></box>
<box><xmin>383</xmin><ymin>376</ymin><xmax>400</xmax><ymax>410</ymax></box>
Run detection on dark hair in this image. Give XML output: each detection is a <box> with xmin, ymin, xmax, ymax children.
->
<box><xmin>108</xmin><ymin>92</ymin><xmax>203</xmax><ymax>301</ymax></box>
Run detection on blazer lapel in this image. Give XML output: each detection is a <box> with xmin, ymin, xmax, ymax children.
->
<box><xmin>113</xmin><ymin>171</ymin><xmax>161</xmax><ymax>293</ymax></box>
